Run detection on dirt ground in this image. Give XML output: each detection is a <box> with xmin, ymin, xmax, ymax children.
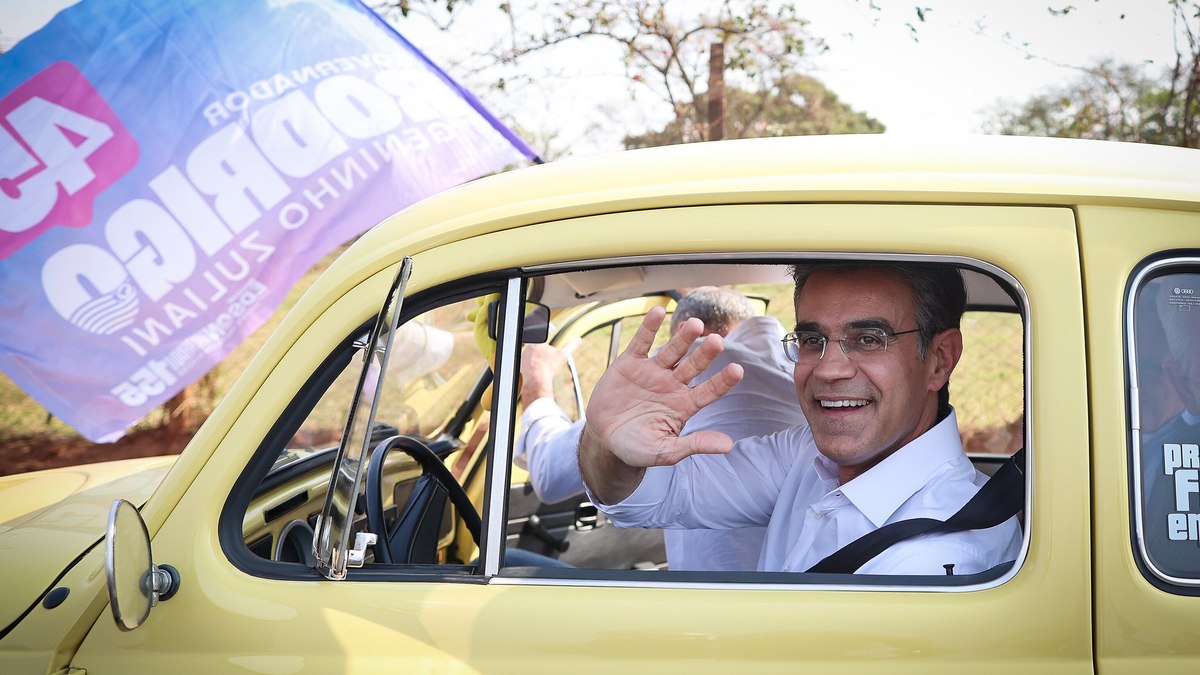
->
<box><xmin>0</xmin><ymin>428</ymin><xmax>189</xmax><ymax>477</ymax></box>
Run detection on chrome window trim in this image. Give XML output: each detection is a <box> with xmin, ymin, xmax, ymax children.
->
<box><xmin>488</xmin><ymin>575</ymin><xmax>1005</xmax><ymax>592</ymax></box>
<box><xmin>314</xmin><ymin>258</ymin><xmax>412</xmax><ymax>581</ymax></box>
<box><xmin>482</xmin><ymin>277</ymin><xmax>524</xmax><ymax>577</ymax></box>
<box><xmin>487</xmin><ymin>251</ymin><xmax>1032</xmax><ymax>593</ymax></box>
<box><xmin>1126</xmin><ymin>255</ymin><xmax>1200</xmax><ymax>588</ymax></box>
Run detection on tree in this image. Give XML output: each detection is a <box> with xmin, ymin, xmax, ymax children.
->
<box><xmin>624</xmin><ymin>73</ymin><xmax>884</xmax><ymax>148</ymax></box>
<box><xmin>493</xmin><ymin>1</ymin><xmax>820</xmax><ymax>147</ymax></box>
<box><xmin>982</xmin><ymin>59</ymin><xmax>1180</xmax><ymax>145</ymax></box>
<box><xmin>1162</xmin><ymin>0</ymin><xmax>1200</xmax><ymax>146</ymax></box>
<box><xmin>982</xmin><ymin>1</ymin><xmax>1200</xmax><ymax>148</ymax></box>
<box><xmin>370</xmin><ymin>0</ymin><xmax>473</xmax><ymax>28</ymax></box>
<box><xmin>983</xmin><ymin>57</ymin><xmax>1198</xmax><ymax>148</ymax></box>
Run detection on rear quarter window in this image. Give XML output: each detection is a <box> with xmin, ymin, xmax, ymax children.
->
<box><xmin>1129</xmin><ymin>262</ymin><xmax>1200</xmax><ymax>587</ymax></box>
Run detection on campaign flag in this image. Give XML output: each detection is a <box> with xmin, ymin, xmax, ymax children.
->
<box><xmin>0</xmin><ymin>0</ymin><xmax>537</xmax><ymax>441</ymax></box>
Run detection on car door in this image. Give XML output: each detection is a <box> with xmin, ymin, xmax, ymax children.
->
<box><xmin>1081</xmin><ymin>205</ymin><xmax>1200</xmax><ymax>675</ymax></box>
<box><xmin>69</xmin><ymin>202</ymin><xmax>1089</xmax><ymax>673</ymax></box>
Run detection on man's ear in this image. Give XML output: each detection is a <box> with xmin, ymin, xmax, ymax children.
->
<box><xmin>926</xmin><ymin>328</ymin><xmax>963</xmax><ymax>391</ymax></box>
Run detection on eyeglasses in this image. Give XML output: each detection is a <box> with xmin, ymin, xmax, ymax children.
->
<box><xmin>781</xmin><ymin>327</ymin><xmax>920</xmax><ymax>364</ymax></box>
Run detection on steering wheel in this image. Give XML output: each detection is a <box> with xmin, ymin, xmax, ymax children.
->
<box><xmin>365</xmin><ymin>435</ymin><xmax>482</xmax><ymax>564</ymax></box>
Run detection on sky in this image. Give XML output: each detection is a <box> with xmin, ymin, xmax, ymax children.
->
<box><xmin>0</xmin><ymin>0</ymin><xmax>1182</xmax><ymax>156</ymax></box>
<box><xmin>807</xmin><ymin>1</ymin><xmax>1176</xmax><ymax>134</ymax></box>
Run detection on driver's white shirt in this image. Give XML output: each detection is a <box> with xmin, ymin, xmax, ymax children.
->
<box><xmin>597</xmin><ymin>410</ymin><xmax>1023</xmax><ymax>575</ymax></box>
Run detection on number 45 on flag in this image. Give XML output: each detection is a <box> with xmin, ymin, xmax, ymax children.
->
<box><xmin>0</xmin><ymin>61</ymin><xmax>139</xmax><ymax>259</ymax></box>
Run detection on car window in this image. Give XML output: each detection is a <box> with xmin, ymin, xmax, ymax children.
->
<box><xmin>570</xmin><ymin>323</ymin><xmax>614</xmax><ymax>413</ymax></box>
<box><xmin>1129</xmin><ymin>263</ymin><xmax>1200</xmax><ymax>587</ymax></box>
<box><xmin>240</xmin><ymin>285</ymin><xmax>496</xmax><ymax>573</ymax></box>
<box><xmin>373</xmin><ymin>300</ymin><xmax>491</xmax><ymax>439</ymax></box>
<box><xmin>507</xmin><ymin>260</ymin><xmax>1027</xmax><ymax>582</ymax></box>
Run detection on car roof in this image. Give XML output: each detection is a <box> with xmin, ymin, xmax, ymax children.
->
<box><xmin>307</xmin><ymin>135</ymin><xmax>1199</xmax><ymax>313</ymax></box>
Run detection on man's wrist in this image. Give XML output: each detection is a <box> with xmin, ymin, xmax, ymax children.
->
<box><xmin>578</xmin><ymin>422</ymin><xmax>644</xmax><ymax>505</ymax></box>
<box><xmin>521</xmin><ymin>382</ymin><xmax>555</xmax><ymax>403</ymax></box>
<box><xmin>522</xmin><ymin>395</ymin><xmax>564</xmax><ymax>421</ymax></box>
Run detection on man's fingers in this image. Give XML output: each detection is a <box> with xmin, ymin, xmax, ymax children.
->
<box><xmin>689</xmin><ymin>363</ymin><xmax>743</xmax><ymax>409</ymax></box>
<box><xmin>654</xmin><ymin>316</ymin><xmax>704</xmax><ymax>368</ymax></box>
<box><xmin>625</xmin><ymin>306</ymin><xmax>667</xmax><ymax>358</ymax></box>
<box><xmin>656</xmin><ymin>429</ymin><xmax>734</xmax><ymax>465</ymax></box>
<box><xmin>671</xmin><ymin>332</ymin><xmax>723</xmax><ymax>383</ymax></box>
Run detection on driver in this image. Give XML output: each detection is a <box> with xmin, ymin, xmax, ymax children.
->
<box><xmin>578</xmin><ymin>262</ymin><xmax>1022</xmax><ymax>575</ymax></box>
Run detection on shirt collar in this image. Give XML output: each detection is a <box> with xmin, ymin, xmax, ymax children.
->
<box><xmin>814</xmin><ymin>408</ymin><xmax>965</xmax><ymax>527</ymax></box>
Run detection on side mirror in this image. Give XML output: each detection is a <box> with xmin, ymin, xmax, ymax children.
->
<box><xmin>104</xmin><ymin>499</ymin><xmax>179</xmax><ymax>631</ymax></box>
<box><xmin>487</xmin><ymin>300</ymin><xmax>550</xmax><ymax>344</ymax></box>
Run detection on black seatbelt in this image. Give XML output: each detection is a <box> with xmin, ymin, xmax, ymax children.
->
<box><xmin>805</xmin><ymin>449</ymin><xmax>1026</xmax><ymax>574</ymax></box>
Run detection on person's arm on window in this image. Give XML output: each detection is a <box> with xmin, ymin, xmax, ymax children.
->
<box><xmin>517</xmin><ymin>341</ymin><xmax>587</xmax><ymax>503</ymax></box>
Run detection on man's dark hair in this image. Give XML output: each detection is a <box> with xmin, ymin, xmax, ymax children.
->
<box><xmin>789</xmin><ymin>262</ymin><xmax>967</xmax><ymax>416</ymax></box>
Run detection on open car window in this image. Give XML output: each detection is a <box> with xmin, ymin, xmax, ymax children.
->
<box><xmin>504</xmin><ymin>259</ymin><xmax>1028</xmax><ymax>584</ymax></box>
<box><xmin>312</xmin><ymin>260</ymin><xmax>413</xmax><ymax>580</ymax></box>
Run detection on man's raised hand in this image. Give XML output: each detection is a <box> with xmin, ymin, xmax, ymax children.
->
<box><xmin>577</xmin><ymin>306</ymin><xmax>743</xmax><ymax>504</ymax></box>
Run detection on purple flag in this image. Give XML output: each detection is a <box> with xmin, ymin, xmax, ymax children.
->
<box><xmin>0</xmin><ymin>0</ymin><xmax>537</xmax><ymax>441</ymax></box>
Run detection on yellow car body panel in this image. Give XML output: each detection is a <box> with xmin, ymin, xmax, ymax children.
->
<box><xmin>0</xmin><ymin>135</ymin><xmax>1195</xmax><ymax>672</ymax></box>
<box><xmin>0</xmin><ymin>457</ymin><xmax>175</xmax><ymax>673</ymax></box>
<box><xmin>1078</xmin><ymin>206</ymin><xmax>1200</xmax><ymax>673</ymax></box>
<box><xmin>76</xmin><ymin>204</ymin><xmax>1089</xmax><ymax>673</ymax></box>
<box><xmin>0</xmin><ymin>457</ymin><xmax>175</xmax><ymax>628</ymax></box>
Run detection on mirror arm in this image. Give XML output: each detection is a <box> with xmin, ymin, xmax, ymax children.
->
<box><xmin>149</xmin><ymin>564</ymin><xmax>180</xmax><ymax>605</ymax></box>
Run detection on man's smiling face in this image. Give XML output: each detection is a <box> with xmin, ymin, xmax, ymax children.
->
<box><xmin>792</xmin><ymin>268</ymin><xmax>956</xmax><ymax>482</ymax></box>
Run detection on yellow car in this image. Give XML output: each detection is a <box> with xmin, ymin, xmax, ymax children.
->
<box><xmin>2</xmin><ymin>135</ymin><xmax>1198</xmax><ymax>673</ymax></box>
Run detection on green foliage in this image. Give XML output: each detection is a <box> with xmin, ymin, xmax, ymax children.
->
<box><xmin>982</xmin><ymin>59</ymin><xmax>1195</xmax><ymax>146</ymax></box>
<box><xmin>985</xmin><ymin>1</ymin><xmax>1200</xmax><ymax>148</ymax></box>
<box><xmin>624</xmin><ymin>74</ymin><xmax>884</xmax><ymax>148</ymax></box>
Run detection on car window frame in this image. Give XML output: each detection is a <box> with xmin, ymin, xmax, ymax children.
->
<box><xmin>219</xmin><ymin>248</ymin><xmax>1030</xmax><ymax>590</ymax></box>
<box><xmin>1125</xmin><ymin>251</ymin><xmax>1200</xmax><ymax>594</ymax></box>
<box><xmin>487</xmin><ymin>251</ymin><xmax>1031</xmax><ymax>591</ymax></box>
<box><xmin>220</xmin><ymin>272</ymin><xmax>515</xmax><ymax>582</ymax></box>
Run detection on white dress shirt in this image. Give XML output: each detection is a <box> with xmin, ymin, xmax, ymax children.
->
<box><xmin>515</xmin><ymin>316</ymin><xmax>804</xmax><ymax>570</ymax></box>
<box><xmin>515</xmin><ymin>402</ymin><xmax>586</xmax><ymax>504</ymax></box>
<box><xmin>600</xmin><ymin>410</ymin><xmax>1023</xmax><ymax>575</ymax></box>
